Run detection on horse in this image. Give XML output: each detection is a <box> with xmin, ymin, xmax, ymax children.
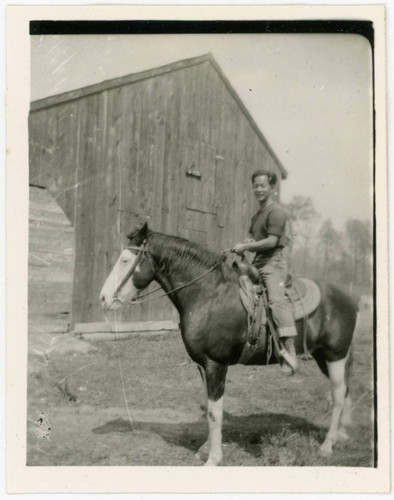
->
<box><xmin>100</xmin><ymin>222</ymin><xmax>358</xmax><ymax>466</ymax></box>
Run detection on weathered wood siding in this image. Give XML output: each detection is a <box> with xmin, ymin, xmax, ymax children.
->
<box><xmin>28</xmin><ymin>186</ymin><xmax>74</xmax><ymax>326</ymax></box>
<box><xmin>29</xmin><ymin>55</ymin><xmax>285</xmax><ymax>324</ymax></box>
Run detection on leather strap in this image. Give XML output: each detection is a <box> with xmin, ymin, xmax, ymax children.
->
<box><xmin>113</xmin><ymin>242</ymin><xmax>146</xmax><ymax>298</ymax></box>
<box><xmin>248</xmin><ymin>289</ymin><xmax>264</xmax><ymax>345</ymax></box>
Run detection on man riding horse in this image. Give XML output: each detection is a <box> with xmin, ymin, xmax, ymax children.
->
<box><xmin>231</xmin><ymin>169</ymin><xmax>298</xmax><ymax>375</ymax></box>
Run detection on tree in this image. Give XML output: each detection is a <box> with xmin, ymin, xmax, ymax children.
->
<box><xmin>285</xmin><ymin>196</ymin><xmax>319</xmax><ymax>224</ymax></box>
<box><xmin>317</xmin><ymin>219</ymin><xmax>343</xmax><ymax>278</ymax></box>
<box><xmin>345</xmin><ymin>219</ymin><xmax>372</xmax><ymax>291</ymax></box>
<box><xmin>283</xmin><ymin>196</ymin><xmax>319</xmax><ymax>276</ymax></box>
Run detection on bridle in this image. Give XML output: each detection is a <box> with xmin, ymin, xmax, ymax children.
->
<box><xmin>113</xmin><ymin>240</ymin><xmax>148</xmax><ymax>299</ymax></box>
<box><xmin>112</xmin><ymin>240</ymin><xmax>227</xmax><ymax>305</ymax></box>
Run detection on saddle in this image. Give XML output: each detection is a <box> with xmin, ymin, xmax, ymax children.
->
<box><xmin>234</xmin><ymin>261</ymin><xmax>321</xmax><ymax>318</ymax></box>
<box><xmin>233</xmin><ymin>260</ymin><xmax>321</xmax><ymax>363</ymax></box>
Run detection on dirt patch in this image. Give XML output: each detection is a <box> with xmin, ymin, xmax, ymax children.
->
<box><xmin>27</xmin><ymin>310</ymin><xmax>375</xmax><ymax>466</ymax></box>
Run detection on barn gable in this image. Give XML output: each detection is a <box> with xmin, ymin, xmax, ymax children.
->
<box><xmin>29</xmin><ymin>53</ymin><xmax>287</xmax><ymax>326</ymax></box>
<box><xmin>30</xmin><ymin>54</ymin><xmax>287</xmax><ymax>180</ymax></box>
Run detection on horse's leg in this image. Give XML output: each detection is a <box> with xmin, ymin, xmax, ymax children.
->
<box><xmin>337</xmin><ymin>350</ymin><xmax>353</xmax><ymax>441</ymax></box>
<box><xmin>197</xmin><ymin>364</ymin><xmax>207</xmax><ymax>415</ymax></box>
<box><xmin>336</xmin><ymin>312</ymin><xmax>358</xmax><ymax>440</ymax></box>
<box><xmin>202</xmin><ymin>361</ymin><xmax>228</xmax><ymax>466</ymax></box>
<box><xmin>312</xmin><ymin>349</ymin><xmax>333</xmax><ymax>411</ymax></box>
<box><xmin>319</xmin><ymin>353</ymin><xmax>349</xmax><ymax>457</ymax></box>
<box><xmin>312</xmin><ymin>348</ymin><xmax>329</xmax><ymax>377</ymax></box>
<box><xmin>195</xmin><ymin>364</ymin><xmax>210</xmax><ymax>463</ymax></box>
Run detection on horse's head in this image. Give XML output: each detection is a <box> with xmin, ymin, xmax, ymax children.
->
<box><xmin>99</xmin><ymin>222</ymin><xmax>155</xmax><ymax>310</ymax></box>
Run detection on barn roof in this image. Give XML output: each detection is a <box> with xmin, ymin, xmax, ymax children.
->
<box><xmin>30</xmin><ymin>53</ymin><xmax>287</xmax><ymax>179</ymax></box>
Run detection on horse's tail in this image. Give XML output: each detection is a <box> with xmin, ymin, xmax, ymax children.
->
<box><xmin>342</xmin><ymin>303</ymin><xmax>359</xmax><ymax>428</ymax></box>
<box><xmin>345</xmin><ymin>345</ymin><xmax>353</xmax><ymax>397</ymax></box>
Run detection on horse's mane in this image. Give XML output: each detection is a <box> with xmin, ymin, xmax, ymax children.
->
<box><xmin>128</xmin><ymin>228</ymin><xmax>238</xmax><ymax>283</ymax></box>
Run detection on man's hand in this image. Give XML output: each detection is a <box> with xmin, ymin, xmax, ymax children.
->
<box><xmin>231</xmin><ymin>243</ymin><xmax>248</xmax><ymax>255</ymax></box>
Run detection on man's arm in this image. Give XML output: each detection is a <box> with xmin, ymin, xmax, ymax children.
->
<box><xmin>232</xmin><ymin>235</ymin><xmax>278</xmax><ymax>255</ymax></box>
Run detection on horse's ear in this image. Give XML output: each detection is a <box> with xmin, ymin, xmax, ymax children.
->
<box><xmin>126</xmin><ymin>221</ymin><xmax>149</xmax><ymax>244</ymax></box>
<box><xmin>138</xmin><ymin>222</ymin><xmax>149</xmax><ymax>241</ymax></box>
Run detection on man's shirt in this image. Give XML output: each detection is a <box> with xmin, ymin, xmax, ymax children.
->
<box><xmin>249</xmin><ymin>201</ymin><xmax>289</xmax><ymax>267</ymax></box>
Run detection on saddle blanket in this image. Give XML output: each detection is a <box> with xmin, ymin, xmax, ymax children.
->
<box><xmin>239</xmin><ymin>275</ymin><xmax>321</xmax><ymax>321</ymax></box>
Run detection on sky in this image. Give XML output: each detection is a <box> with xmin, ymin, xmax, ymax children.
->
<box><xmin>31</xmin><ymin>33</ymin><xmax>373</xmax><ymax>230</ymax></box>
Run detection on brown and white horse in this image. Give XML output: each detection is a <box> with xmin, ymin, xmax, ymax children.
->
<box><xmin>100</xmin><ymin>223</ymin><xmax>358</xmax><ymax>466</ymax></box>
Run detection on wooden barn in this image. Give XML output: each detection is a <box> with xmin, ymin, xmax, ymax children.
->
<box><xmin>29</xmin><ymin>53</ymin><xmax>287</xmax><ymax>330</ymax></box>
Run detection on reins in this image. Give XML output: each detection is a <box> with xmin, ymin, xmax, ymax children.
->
<box><xmin>117</xmin><ymin>242</ymin><xmax>229</xmax><ymax>306</ymax></box>
<box><xmin>130</xmin><ymin>261</ymin><xmax>223</xmax><ymax>305</ymax></box>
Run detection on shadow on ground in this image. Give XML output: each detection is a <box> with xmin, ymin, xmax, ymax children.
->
<box><xmin>92</xmin><ymin>410</ymin><xmax>324</xmax><ymax>458</ymax></box>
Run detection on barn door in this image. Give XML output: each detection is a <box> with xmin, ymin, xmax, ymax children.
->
<box><xmin>183</xmin><ymin>139</ymin><xmax>224</xmax><ymax>250</ymax></box>
<box><xmin>185</xmin><ymin>139</ymin><xmax>217</xmax><ymax>215</ymax></box>
<box><xmin>214</xmin><ymin>154</ymin><xmax>226</xmax><ymax>229</ymax></box>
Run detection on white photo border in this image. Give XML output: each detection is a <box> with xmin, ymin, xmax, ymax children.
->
<box><xmin>6</xmin><ymin>4</ymin><xmax>389</xmax><ymax>494</ymax></box>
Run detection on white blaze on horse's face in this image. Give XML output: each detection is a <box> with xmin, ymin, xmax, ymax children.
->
<box><xmin>100</xmin><ymin>248</ymin><xmax>140</xmax><ymax>310</ymax></box>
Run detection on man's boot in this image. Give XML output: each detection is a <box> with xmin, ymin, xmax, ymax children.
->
<box><xmin>280</xmin><ymin>337</ymin><xmax>298</xmax><ymax>376</ymax></box>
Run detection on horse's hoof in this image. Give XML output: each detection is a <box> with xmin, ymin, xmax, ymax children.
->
<box><xmin>193</xmin><ymin>454</ymin><xmax>205</xmax><ymax>466</ymax></box>
<box><xmin>319</xmin><ymin>445</ymin><xmax>333</xmax><ymax>458</ymax></box>
<box><xmin>195</xmin><ymin>441</ymin><xmax>210</xmax><ymax>463</ymax></box>
<box><xmin>204</xmin><ymin>458</ymin><xmax>222</xmax><ymax>466</ymax></box>
<box><xmin>194</xmin><ymin>451</ymin><xmax>205</xmax><ymax>463</ymax></box>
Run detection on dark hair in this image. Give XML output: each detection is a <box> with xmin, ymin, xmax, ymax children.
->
<box><xmin>251</xmin><ymin>169</ymin><xmax>277</xmax><ymax>186</ymax></box>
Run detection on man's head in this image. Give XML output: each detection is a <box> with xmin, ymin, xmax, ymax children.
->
<box><xmin>251</xmin><ymin>169</ymin><xmax>277</xmax><ymax>186</ymax></box>
<box><xmin>251</xmin><ymin>169</ymin><xmax>277</xmax><ymax>204</ymax></box>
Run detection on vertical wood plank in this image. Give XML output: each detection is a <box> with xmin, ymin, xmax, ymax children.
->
<box><xmin>71</xmin><ymin>97</ymin><xmax>88</xmax><ymax>323</ymax></box>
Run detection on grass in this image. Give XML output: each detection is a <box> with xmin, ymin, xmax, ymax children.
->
<box><xmin>27</xmin><ymin>308</ymin><xmax>375</xmax><ymax>466</ymax></box>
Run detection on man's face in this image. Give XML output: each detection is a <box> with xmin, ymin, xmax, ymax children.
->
<box><xmin>252</xmin><ymin>174</ymin><xmax>273</xmax><ymax>204</ymax></box>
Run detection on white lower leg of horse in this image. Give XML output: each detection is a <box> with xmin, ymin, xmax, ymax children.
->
<box><xmin>320</xmin><ymin>356</ymin><xmax>348</xmax><ymax>456</ymax></box>
<box><xmin>204</xmin><ymin>397</ymin><xmax>223</xmax><ymax>466</ymax></box>
<box><xmin>337</xmin><ymin>396</ymin><xmax>352</xmax><ymax>440</ymax></box>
